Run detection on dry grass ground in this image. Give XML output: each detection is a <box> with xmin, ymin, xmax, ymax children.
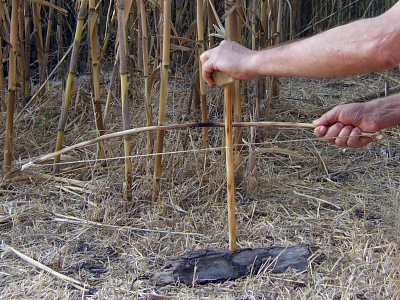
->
<box><xmin>1</xmin><ymin>68</ymin><xmax>400</xmax><ymax>299</ymax></box>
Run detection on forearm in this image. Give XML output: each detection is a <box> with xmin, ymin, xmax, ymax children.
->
<box><xmin>250</xmin><ymin>5</ymin><xmax>400</xmax><ymax>78</ymax></box>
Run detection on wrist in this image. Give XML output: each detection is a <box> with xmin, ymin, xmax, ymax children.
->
<box><xmin>249</xmin><ymin>50</ymin><xmax>269</xmax><ymax>77</ymax></box>
<box><xmin>370</xmin><ymin>95</ymin><xmax>400</xmax><ymax>129</ymax></box>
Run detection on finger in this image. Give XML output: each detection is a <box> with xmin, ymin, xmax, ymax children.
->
<box><xmin>199</xmin><ymin>50</ymin><xmax>209</xmax><ymax>65</ymax></box>
<box><xmin>314</xmin><ymin>126</ymin><xmax>327</xmax><ymax>137</ymax></box>
<box><xmin>201</xmin><ymin>61</ymin><xmax>215</xmax><ymax>86</ymax></box>
<box><xmin>200</xmin><ymin>50</ymin><xmax>215</xmax><ymax>86</ymax></box>
<box><xmin>203</xmin><ymin>69</ymin><xmax>214</xmax><ymax>86</ymax></box>
<box><xmin>335</xmin><ymin>125</ymin><xmax>353</xmax><ymax>147</ymax></box>
<box><xmin>347</xmin><ymin>127</ymin><xmax>372</xmax><ymax>148</ymax></box>
<box><xmin>313</xmin><ymin>106</ymin><xmax>342</xmax><ymax>127</ymax></box>
<box><xmin>324</xmin><ymin>123</ymin><xmax>344</xmax><ymax>143</ymax></box>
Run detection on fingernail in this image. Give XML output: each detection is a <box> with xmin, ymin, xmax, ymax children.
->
<box><xmin>313</xmin><ymin>119</ymin><xmax>321</xmax><ymax>125</ymax></box>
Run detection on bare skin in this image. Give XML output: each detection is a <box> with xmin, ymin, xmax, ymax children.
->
<box><xmin>200</xmin><ymin>2</ymin><xmax>400</xmax><ymax>148</ymax></box>
<box><xmin>313</xmin><ymin>94</ymin><xmax>400</xmax><ymax>148</ymax></box>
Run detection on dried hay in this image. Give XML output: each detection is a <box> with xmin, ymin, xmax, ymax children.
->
<box><xmin>1</xmin><ymin>68</ymin><xmax>400</xmax><ymax>299</ymax></box>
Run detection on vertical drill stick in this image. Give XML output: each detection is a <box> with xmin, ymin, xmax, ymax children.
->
<box><xmin>212</xmin><ymin>70</ymin><xmax>237</xmax><ymax>251</ymax></box>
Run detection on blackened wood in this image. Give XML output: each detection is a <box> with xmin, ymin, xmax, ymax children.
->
<box><xmin>151</xmin><ymin>244</ymin><xmax>309</xmax><ymax>285</ymax></box>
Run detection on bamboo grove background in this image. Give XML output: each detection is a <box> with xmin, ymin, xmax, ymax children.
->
<box><xmin>1</xmin><ymin>0</ymin><xmax>397</xmax><ymax>198</ymax></box>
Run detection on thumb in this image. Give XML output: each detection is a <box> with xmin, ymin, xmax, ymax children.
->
<box><xmin>313</xmin><ymin>107</ymin><xmax>341</xmax><ymax>126</ymax></box>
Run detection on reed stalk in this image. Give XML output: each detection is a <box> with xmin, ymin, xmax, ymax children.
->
<box><xmin>23</xmin><ymin>0</ymin><xmax>31</xmax><ymax>103</ymax></box>
<box><xmin>54</xmin><ymin>0</ymin><xmax>88</xmax><ymax>172</ymax></box>
<box><xmin>226</xmin><ymin>1</ymin><xmax>243</xmax><ymax>183</ymax></box>
<box><xmin>18</xmin><ymin>0</ymin><xmax>25</xmax><ymax>98</ymax></box>
<box><xmin>193</xmin><ymin>56</ymin><xmax>201</xmax><ymax>112</ymax></box>
<box><xmin>0</xmin><ymin>2</ymin><xmax>6</xmax><ymax>112</ymax></box>
<box><xmin>251</xmin><ymin>0</ymin><xmax>260</xmax><ymax>122</ymax></box>
<box><xmin>153</xmin><ymin>0</ymin><xmax>171</xmax><ymax>199</ymax></box>
<box><xmin>0</xmin><ymin>0</ymin><xmax>10</xmax><ymax>33</ymax></box>
<box><xmin>129</xmin><ymin>2</ymin><xmax>137</xmax><ymax>77</ymax></box>
<box><xmin>207</xmin><ymin>0</ymin><xmax>216</xmax><ymax>49</ymax></box>
<box><xmin>42</xmin><ymin>0</ymin><xmax>56</xmax><ymax>91</ymax></box>
<box><xmin>258</xmin><ymin>0</ymin><xmax>267</xmax><ymax>101</ymax></box>
<box><xmin>172</xmin><ymin>0</ymin><xmax>184</xmax><ymax>65</ymax></box>
<box><xmin>247</xmin><ymin>114</ymin><xmax>258</xmax><ymax>197</ymax></box>
<box><xmin>140</xmin><ymin>0</ymin><xmax>154</xmax><ymax>154</ymax></box>
<box><xmin>89</xmin><ymin>0</ymin><xmax>106</xmax><ymax>160</ymax></box>
<box><xmin>4</xmin><ymin>0</ymin><xmax>19</xmax><ymax>174</ymax></box>
<box><xmin>197</xmin><ymin>0</ymin><xmax>209</xmax><ymax>154</ymax></box>
<box><xmin>0</xmin><ymin>36</ymin><xmax>5</xmax><ymax>112</ymax></box>
<box><xmin>57</xmin><ymin>0</ymin><xmax>65</xmax><ymax>90</ymax></box>
<box><xmin>32</xmin><ymin>2</ymin><xmax>44</xmax><ymax>95</ymax></box>
<box><xmin>103</xmin><ymin>50</ymin><xmax>119</xmax><ymax>126</ymax></box>
<box><xmin>265</xmin><ymin>0</ymin><xmax>277</xmax><ymax>122</ymax></box>
<box><xmin>102</xmin><ymin>7</ymin><xmax>116</xmax><ymax>55</ymax></box>
<box><xmin>117</xmin><ymin>0</ymin><xmax>133</xmax><ymax>200</ymax></box>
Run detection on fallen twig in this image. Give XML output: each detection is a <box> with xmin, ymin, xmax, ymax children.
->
<box><xmin>53</xmin><ymin>213</ymin><xmax>204</xmax><ymax>236</ymax></box>
<box><xmin>293</xmin><ymin>190</ymin><xmax>342</xmax><ymax>209</ymax></box>
<box><xmin>1</xmin><ymin>242</ymin><xmax>90</xmax><ymax>292</ymax></box>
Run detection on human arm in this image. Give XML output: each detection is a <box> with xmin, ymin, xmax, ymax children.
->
<box><xmin>313</xmin><ymin>94</ymin><xmax>400</xmax><ymax>148</ymax></box>
<box><xmin>200</xmin><ymin>2</ymin><xmax>400</xmax><ymax>86</ymax></box>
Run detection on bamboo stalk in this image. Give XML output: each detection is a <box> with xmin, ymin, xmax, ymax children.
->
<box><xmin>22</xmin><ymin>121</ymin><xmax>383</xmax><ymax>170</ymax></box>
<box><xmin>89</xmin><ymin>0</ymin><xmax>106</xmax><ymax>160</ymax></box>
<box><xmin>3</xmin><ymin>0</ymin><xmax>19</xmax><ymax>174</ymax></box>
<box><xmin>140</xmin><ymin>0</ymin><xmax>154</xmax><ymax>154</ymax></box>
<box><xmin>153</xmin><ymin>0</ymin><xmax>171</xmax><ymax>200</ymax></box>
<box><xmin>117</xmin><ymin>0</ymin><xmax>133</xmax><ymax>200</ymax></box>
<box><xmin>53</xmin><ymin>0</ymin><xmax>88</xmax><ymax>172</ymax></box>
